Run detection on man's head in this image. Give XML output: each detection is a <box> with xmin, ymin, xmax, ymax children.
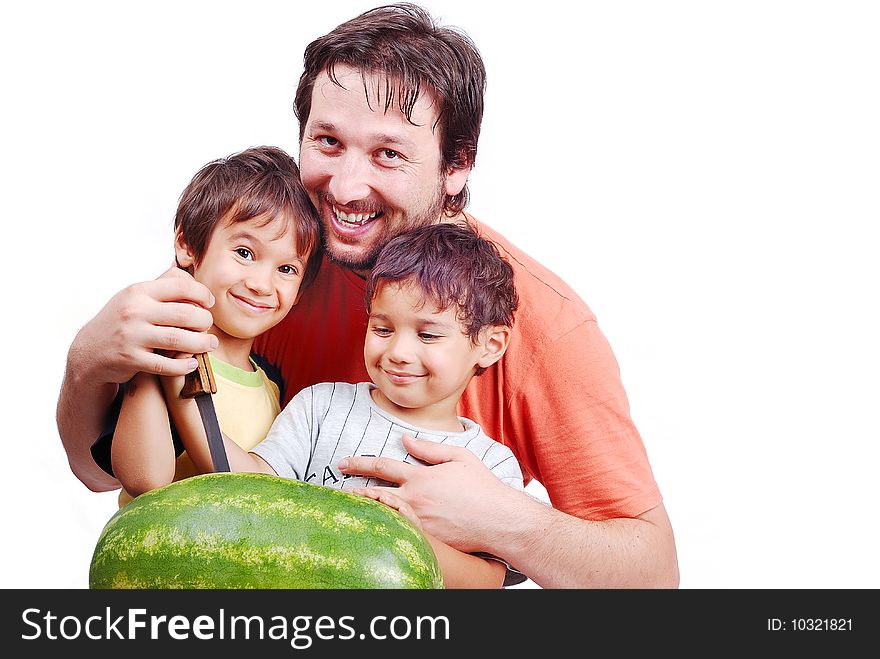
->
<box><xmin>365</xmin><ymin>222</ymin><xmax>518</xmax><ymax>380</ymax></box>
<box><xmin>295</xmin><ymin>4</ymin><xmax>486</xmax><ymax>273</ymax></box>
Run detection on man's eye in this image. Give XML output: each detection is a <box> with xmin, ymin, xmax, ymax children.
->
<box><xmin>378</xmin><ymin>149</ymin><xmax>402</xmax><ymax>162</ymax></box>
<box><xmin>236</xmin><ymin>248</ymin><xmax>253</xmax><ymax>260</ymax></box>
<box><xmin>318</xmin><ymin>136</ymin><xmax>339</xmax><ymax>147</ymax></box>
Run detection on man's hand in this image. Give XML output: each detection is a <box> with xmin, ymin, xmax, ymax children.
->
<box><xmin>341</xmin><ymin>434</ymin><xmax>518</xmax><ymax>553</ymax></box>
<box><xmin>341</xmin><ymin>435</ymin><xmax>680</xmax><ymax>588</ymax></box>
<box><xmin>354</xmin><ymin>486</ymin><xmax>423</xmax><ymax>529</ymax></box>
<box><xmin>76</xmin><ymin>263</ymin><xmax>217</xmax><ymax>384</ymax></box>
<box><xmin>57</xmin><ymin>263</ymin><xmax>217</xmax><ymax>491</ymax></box>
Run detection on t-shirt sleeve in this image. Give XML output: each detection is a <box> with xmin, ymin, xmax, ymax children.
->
<box><xmin>482</xmin><ymin>441</ymin><xmax>524</xmax><ymax>491</ymax></box>
<box><xmin>90</xmin><ymin>386</ymin><xmax>124</xmax><ymax>477</ymax></box>
<box><xmin>250</xmin><ymin>385</ymin><xmax>316</xmax><ymax>480</ymax></box>
<box><xmin>509</xmin><ymin>319</ymin><xmax>661</xmax><ymax>520</ymax></box>
<box><xmin>90</xmin><ymin>382</ymin><xmax>185</xmax><ymax>478</ymax></box>
<box><xmin>471</xmin><ymin>552</ymin><xmax>529</xmax><ymax>587</ymax></box>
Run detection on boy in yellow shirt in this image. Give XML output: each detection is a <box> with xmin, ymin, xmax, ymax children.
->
<box><xmin>111</xmin><ymin>146</ymin><xmax>320</xmax><ymax>504</ymax></box>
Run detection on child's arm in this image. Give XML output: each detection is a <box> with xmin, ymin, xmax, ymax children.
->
<box><xmin>354</xmin><ymin>487</ymin><xmax>506</xmax><ymax>589</ymax></box>
<box><xmin>111</xmin><ymin>372</ymin><xmax>177</xmax><ymax>497</ymax></box>
<box><xmin>158</xmin><ymin>372</ymin><xmax>276</xmax><ymax>475</ymax></box>
<box><xmin>424</xmin><ymin>533</ymin><xmax>506</xmax><ymax>589</ymax></box>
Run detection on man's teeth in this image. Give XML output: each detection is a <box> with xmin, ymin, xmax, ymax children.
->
<box><xmin>333</xmin><ymin>207</ymin><xmax>380</xmax><ymax>226</ymax></box>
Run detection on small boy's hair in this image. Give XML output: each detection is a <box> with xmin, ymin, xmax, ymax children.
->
<box><xmin>366</xmin><ymin>222</ymin><xmax>518</xmax><ymax>357</ymax></box>
<box><xmin>174</xmin><ymin>146</ymin><xmax>322</xmax><ymax>287</ymax></box>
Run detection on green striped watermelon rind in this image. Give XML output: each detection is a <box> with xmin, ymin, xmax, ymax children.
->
<box><xmin>89</xmin><ymin>472</ymin><xmax>443</xmax><ymax>589</ymax></box>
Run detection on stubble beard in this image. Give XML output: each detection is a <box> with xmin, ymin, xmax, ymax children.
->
<box><xmin>321</xmin><ymin>180</ymin><xmax>447</xmax><ymax>273</ymax></box>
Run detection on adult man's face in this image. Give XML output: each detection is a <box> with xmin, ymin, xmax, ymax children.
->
<box><xmin>299</xmin><ymin>65</ymin><xmax>469</xmax><ymax>274</ymax></box>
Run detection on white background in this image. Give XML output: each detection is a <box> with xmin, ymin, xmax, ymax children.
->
<box><xmin>2</xmin><ymin>1</ymin><xmax>878</xmax><ymax>589</ymax></box>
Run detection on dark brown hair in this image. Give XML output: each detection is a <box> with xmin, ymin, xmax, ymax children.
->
<box><xmin>366</xmin><ymin>223</ymin><xmax>517</xmax><ymax>373</ymax></box>
<box><xmin>174</xmin><ymin>146</ymin><xmax>322</xmax><ymax>287</ymax></box>
<box><xmin>294</xmin><ymin>3</ymin><xmax>485</xmax><ymax>214</ymax></box>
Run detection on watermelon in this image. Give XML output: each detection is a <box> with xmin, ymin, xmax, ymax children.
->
<box><xmin>89</xmin><ymin>472</ymin><xmax>443</xmax><ymax>589</ymax></box>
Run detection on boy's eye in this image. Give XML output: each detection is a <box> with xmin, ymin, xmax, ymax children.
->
<box><xmin>278</xmin><ymin>264</ymin><xmax>298</xmax><ymax>276</ymax></box>
<box><xmin>236</xmin><ymin>247</ymin><xmax>254</xmax><ymax>260</ymax></box>
<box><xmin>371</xmin><ymin>326</ymin><xmax>392</xmax><ymax>336</ymax></box>
<box><xmin>418</xmin><ymin>333</ymin><xmax>441</xmax><ymax>341</ymax></box>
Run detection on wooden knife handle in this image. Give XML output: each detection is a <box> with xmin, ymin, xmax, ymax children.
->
<box><xmin>180</xmin><ymin>353</ymin><xmax>217</xmax><ymax>398</ymax></box>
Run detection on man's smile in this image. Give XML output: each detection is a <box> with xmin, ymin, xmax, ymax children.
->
<box><xmin>332</xmin><ymin>205</ymin><xmax>383</xmax><ymax>228</ymax></box>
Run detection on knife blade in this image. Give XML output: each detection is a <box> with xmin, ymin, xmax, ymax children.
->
<box><xmin>180</xmin><ymin>352</ymin><xmax>230</xmax><ymax>472</ymax></box>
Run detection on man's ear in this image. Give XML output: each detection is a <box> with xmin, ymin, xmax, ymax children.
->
<box><xmin>444</xmin><ymin>158</ymin><xmax>472</xmax><ymax>198</ymax></box>
<box><xmin>476</xmin><ymin>325</ymin><xmax>511</xmax><ymax>370</ymax></box>
<box><xmin>174</xmin><ymin>231</ymin><xmax>196</xmax><ymax>270</ymax></box>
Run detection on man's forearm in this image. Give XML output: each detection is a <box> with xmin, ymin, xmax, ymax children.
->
<box><xmin>485</xmin><ymin>490</ymin><xmax>680</xmax><ymax>589</ymax></box>
<box><xmin>56</xmin><ymin>343</ymin><xmax>121</xmax><ymax>492</ymax></box>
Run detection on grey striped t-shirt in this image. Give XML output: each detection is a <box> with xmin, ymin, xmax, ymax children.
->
<box><xmin>252</xmin><ymin>381</ymin><xmax>524</xmax><ymax>492</ymax></box>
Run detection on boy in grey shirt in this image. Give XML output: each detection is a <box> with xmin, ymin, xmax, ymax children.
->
<box><xmin>173</xmin><ymin>222</ymin><xmax>523</xmax><ymax>587</ymax></box>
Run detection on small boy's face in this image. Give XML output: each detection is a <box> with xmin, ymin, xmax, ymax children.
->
<box><xmin>364</xmin><ymin>280</ymin><xmax>497</xmax><ymax>423</ymax></box>
<box><xmin>176</xmin><ymin>213</ymin><xmax>309</xmax><ymax>342</ymax></box>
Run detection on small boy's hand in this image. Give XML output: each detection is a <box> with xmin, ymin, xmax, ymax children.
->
<box><xmin>353</xmin><ymin>486</ymin><xmax>423</xmax><ymax>529</ymax></box>
<box><xmin>155</xmin><ymin>350</ymin><xmax>193</xmax><ymax>405</ymax></box>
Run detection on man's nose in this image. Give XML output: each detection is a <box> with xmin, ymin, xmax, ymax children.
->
<box><xmin>328</xmin><ymin>152</ymin><xmax>372</xmax><ymax>205</ymax></box>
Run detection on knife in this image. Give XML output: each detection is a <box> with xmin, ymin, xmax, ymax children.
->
<box><xmin>180</xmin><ymin>352</ymin><xmax>230</xmax><ymax>472</ymax></box>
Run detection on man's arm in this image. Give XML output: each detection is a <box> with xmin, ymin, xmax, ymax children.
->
<box><xmin>56</xmin><ymin>264</ymin><xmax>216</xmax><ymax>491</ymax></box>
<box><xmin>340</xmin><ymin>435</ymin><xmax>679</xmax><ymax>589</ymax></box>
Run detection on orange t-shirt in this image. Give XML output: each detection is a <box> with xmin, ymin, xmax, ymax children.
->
<box><xmin>254</xmin><ymin>215</ymin><xmax>661</xmax><ymax>521</ymax></box>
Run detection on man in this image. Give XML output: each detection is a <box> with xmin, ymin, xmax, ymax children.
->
<box><xmin>57</xmin><ymin>3</ymin><xmax>678</xmax><ymax>588</ymax></box>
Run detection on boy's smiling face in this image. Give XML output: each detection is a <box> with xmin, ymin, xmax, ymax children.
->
<box><xmin>176</xmin><ymin>212</ymin><xmax>309</xmax><ymax>353</ymax></box>
<box><xmin>364</xmin><ymin>280</ymin><xmax>499</xmax><ymax>431</ymax></box>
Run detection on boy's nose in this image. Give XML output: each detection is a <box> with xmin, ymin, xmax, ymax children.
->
<box><xmin>386</xmin><ymin>335</ymin><xmax>416</xmax><ymax>364</ymax></box>
<box><xmin>245</xmin><ymin>267</ymin><xmax>273</xmax><ymax>295</ymax></box>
